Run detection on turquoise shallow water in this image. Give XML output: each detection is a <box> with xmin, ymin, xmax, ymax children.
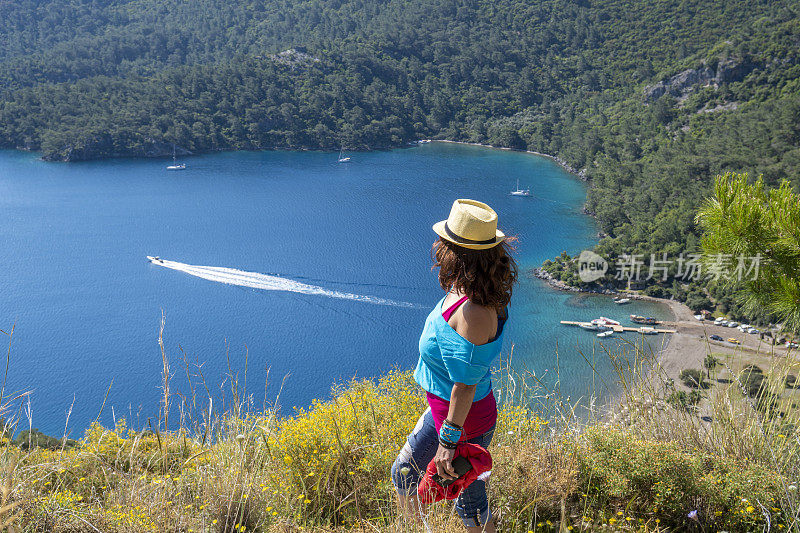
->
<box><xmin>0</xmin><ymin>142</ymin><xmax>669</xmax><ymax>435</ymax></box>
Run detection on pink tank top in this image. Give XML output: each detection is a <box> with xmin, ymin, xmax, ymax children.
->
<box><xmin>427</xmin><ymin>294</ymin><xmax>498</xmax><ymax>439</ymax></box>
<box><xmin>427</xmin><ymin>391</ymin><xmax>497</xmax><ymax>440</ymax></box>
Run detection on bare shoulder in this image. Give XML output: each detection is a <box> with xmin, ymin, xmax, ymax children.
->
<box><xmin>455</xmin><ymin>301</ymin><xmax>497</xmax><ymax>345</ymax></box>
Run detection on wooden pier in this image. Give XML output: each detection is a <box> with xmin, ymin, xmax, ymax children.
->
<box><xmin>560</xmin><ymin>321</ymin><xmax>677</xmax><ymax>334</ymax></box>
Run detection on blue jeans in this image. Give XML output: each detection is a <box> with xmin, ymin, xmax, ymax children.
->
<box><xmin>391</xmin><ymin>409</ymin><xmax>495</xmax><ymax>527</ymax></box>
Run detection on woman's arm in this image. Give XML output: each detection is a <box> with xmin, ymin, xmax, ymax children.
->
<box><xmin>433</xmin><ymin>381</ymin><xmax>476</xmax><ymax>479</ymax></box>
<box><xmin>434</xmin><ymin>300</ymin><xmax>496</xmax><ymax>479</ymax></box>
<box><xmin>447</xmin><ymin>382</ymin><xmax>477</xmax><ymax>427</ymax></box>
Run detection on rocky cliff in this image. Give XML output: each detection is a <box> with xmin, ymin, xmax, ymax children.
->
<box><xmin>644</xmin><ymin>58</ymin><xmax>754</xmax><ymax>101</ymax></box>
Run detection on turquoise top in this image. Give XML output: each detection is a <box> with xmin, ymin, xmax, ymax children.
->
<box><xmin>413</xmin><ymin>297</ymin><xmax>506</xmax><ymax>401</ymax></box>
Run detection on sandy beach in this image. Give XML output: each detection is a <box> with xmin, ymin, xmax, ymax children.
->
<box><xmin>623</xmin><ymin>295</ymin><xmax>798</xmax><ymax>391</ymax></box>
<box><xmin>534</xmin><ymin>264</ymin><xmax>798</xmax><ymax>394</ymax></box>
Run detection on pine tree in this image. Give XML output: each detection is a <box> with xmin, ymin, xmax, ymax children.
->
<box><xmin>696</xmin><ymin>173</ymin><xmax>800</xmax><ymax>332</ymax></box>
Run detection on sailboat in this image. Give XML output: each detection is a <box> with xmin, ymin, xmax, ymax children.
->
<box><xmin>510</xmin><ymin>179</ymin><xmax>530</xmax><ymax>196</ymax></box>
<box><xmin>337</xmin><ymin>148</ymin><xmax>351</xmax><ymax>163</ymax></box>
<box><xmin>166</xmin><ymin>145</ymin><xmax>186</xmax><ymax>170</ymax></box>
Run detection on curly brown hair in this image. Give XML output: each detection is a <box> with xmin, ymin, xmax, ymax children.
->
<box><xmin>432</xmin><ymin>237</ymin><xmax>518</xmax><ymax>310</ymax></box>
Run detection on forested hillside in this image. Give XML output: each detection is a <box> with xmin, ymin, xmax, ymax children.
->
<box><xmin>1</xmin><ymin>0</ymin><xmax>799</xmax><ymax>316</ymax></box>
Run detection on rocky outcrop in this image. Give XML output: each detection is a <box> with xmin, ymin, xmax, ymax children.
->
<box><xmin>644</xmin><ymin>67</ymin><xmax>715</xmax><ymax>100</ymax></box>
<box><xmin>268</xmin><ymin>48</ymin><xmax>321</xmax><ymax>69</ymax></box>
<box><xmin>643</xmin><ymin>58</ymin><xmax>755</xmax><ymax>101</ymax></box>
<box><xmin>551</xmin><ymin>155</ymin><xmax>588</xmax><ymax>181</ymax></box>
<box><xmin>698</xmin><ymin>101</ymin><xmax>739</xmax><ymax>114</ymax></box>
<box><xmin>714</xmin><ymin>58</ymin><xmax>753</xmax><ymax>84</ymax></box>
<box><xmin>532</xmin><ymin>267</ymin><xmax>582</xmax><ymax>292</ymax></box>
<box><xmin>532</xmin><ymin>267</ymin><xmax>620</xmax><ymax>295</ymax></box>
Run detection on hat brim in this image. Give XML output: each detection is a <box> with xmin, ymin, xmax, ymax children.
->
<box><xmin>432</xmin><ymin>220</ymin><xmax>505</xmax><ymax>250</ymax></box>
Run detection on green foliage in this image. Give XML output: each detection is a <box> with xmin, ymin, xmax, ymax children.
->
<box><xmin>666</xmin><ymin>389</ymin><xmax>703</xmax><ymax>410</ymax></box>
<box><xmin>572</xmin><ymin>428</ymin><xmax>788</xmax><ymax>530</ymax></box>
<box><xmin>743</xmin><ymin>364</ymin><xmax>764</xmax><ymax>374</ymax></box>
<box><xmin>697</xmin><ymin>173</ymin><xmax>800</xmax><ymax>331</ymax></box>
<box><xmin>736</xmin><ymin>365</ymin><xmax>782</xmax><ymax>414</ymax></box>
<box><xmin>643</xmin><ymin>284</ymin><xmax>665</xmax><ymax>298</ymax></box>
<box><xmin>11</xmin><ymin>370</ymin><xmax>795</xmax><ymax>532</ymax></box>
<box><xmin>679</xmin><ymin>368</ymin><xmax>707</xmax><ymax>389</ymax></box>
<box><xmin>703</xmin><ymin>354</ymin><xmax>719</xmax><ymax>378</ymax></box>
<box><xmin>1</xmin><ymin>0</ymin><xmax>799</xmax><ymax>168</ymax></box>
<box><xmin>12</xmin><ymin>428</ymin><xmax>77</xmax><ymax>450</ymax></box>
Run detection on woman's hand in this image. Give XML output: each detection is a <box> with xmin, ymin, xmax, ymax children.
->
<box><xmin>434</xmin><ymin>444</ymin><xmax>457</xmax><ymax>479</ymax></box>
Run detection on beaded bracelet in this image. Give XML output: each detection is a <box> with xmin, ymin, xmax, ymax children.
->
<box><xmin>438</xmin><ymin>438</ymin><xmax>458</xmax><ymax>450</ymax></box>
<box><xmin>438</xmin><ymin>420</ymin><xmax>463</xmax><ymax>447</ymax></box>
<box><xmin>444</xmin><ymin>419</ymin><xmax>463</xmax><ymax>430</ymax></box>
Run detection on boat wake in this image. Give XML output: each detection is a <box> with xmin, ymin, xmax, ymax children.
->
<box><xmin>148</xmin><ymin>257</ymin><xmax>423</xmax><ymax>309</ymax></box>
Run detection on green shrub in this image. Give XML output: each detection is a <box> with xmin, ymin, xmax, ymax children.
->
<box><xmin>667</xmin><ymin>390</ymin><xmax>703</xmax><ymax>410</ymax></box>
<box><xmin>680</xmin><ymin>368</ymin><xmax>707</xmax><ymax>389</ymax></box>
<box><xmin>13</xmin><ymin>429</ymin><xmax>77</xmax><ymax>450</ymax></box>
<box><xmin>686</xmin><ymin>294</ymin><xmax>713</xmax><ymax>312</ymax></box>
<box><xmin>571</xmin><ymin>429</ymin><xmax>787</xmax><ymax>530</ymax></box>
<box><xmin>644</xmin><ymin>285</ymin><xmax>665</xmax><ymax>298</ymax></box>
<box><xmin>741</xmin><ymin>370</ymin><xmax>768</xmax><ymax>398</ymax></box>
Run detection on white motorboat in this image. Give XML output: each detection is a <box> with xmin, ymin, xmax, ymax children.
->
<box><xmin>510</xmin><ymin>179</ymin><xmax>530</xmax><ymax>196</ymax></box>
<box><xmin>638</xmin><ymin>326</ymin><xmax>658</xmax><ymax>335</ymax></box>
<box><xmin>578</xmin><ymin>322</ymin><xmax>601</xmax><ymax>331</ymax></box>
<box><xmin>146</xmin><ymin>256</ymin><xmax>163</xmax><ymax>263</ymax></box>
<box><xmin>591</xmin><ymin>316</ymin><xmax>621</xmax><ymax>327</ymax></box>
<box><xmin>613</xmin><ymin>297</ymin><xmax>631</xmax><ymax>304</ymax></box>
<box><xmin>597</xmin><ymin>330</ymin><xmax>614</xmax><ymax>338</ymax></box>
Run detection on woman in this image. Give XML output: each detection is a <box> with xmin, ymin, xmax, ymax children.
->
<box><xmin>391</xmin><ymin>199</ymin><xmax>517</xmax><ymax>532</ymax></box>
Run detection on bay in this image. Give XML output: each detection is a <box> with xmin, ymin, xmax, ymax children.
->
<box><xmin>0</xmin><ymin>142</ymin><xmax>669</xmax><ymax>435</ymax></box>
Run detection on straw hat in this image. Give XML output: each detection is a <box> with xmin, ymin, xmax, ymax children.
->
<box><xmin>433</xmin><ymin>199</ymin><xmax>505</xmax><ymax>250</ymax></box>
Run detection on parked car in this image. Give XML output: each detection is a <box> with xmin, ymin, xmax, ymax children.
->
<box><xmin>694</xmin><ymin>314</ymin><xmax>703</xmax><ymax>321</ymax></box>
<box><xmin>788</xmin><ymin>342</ymin><xmax>799</xmax><ymax>349</ymax></box>
<box><xmin>728</xmin><ymin>338</ymin><xmax>741</xmax><ymax>345</ymax></box>
<box><xmin>737</xmin><ymin>325</ymin><xmax>748</xmax><ymax>332</ymax></box>
<box><xmin>727</xmin><ymin>322</ymin><xmax>739</xmax><ymax>328</ymax></box>
<box><xmin>748</xmin><ymin>328</ymin><xmax>760</xmax><ymax>334</ymax></box>
<box><xmin>709</xmin><ymin>334</ymin><xmax>724</xmax><ymax>341</ymax></box>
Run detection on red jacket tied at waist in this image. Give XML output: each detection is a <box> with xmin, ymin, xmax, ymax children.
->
<box><xmin>417</xmin><ymin>443</ymin><xmax>492</xmax><ymax>503</ymax></box>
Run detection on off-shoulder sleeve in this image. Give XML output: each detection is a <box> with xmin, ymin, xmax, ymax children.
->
<box><xmin>440</xmin><ymin>345</ymin><xmax>490</xmax><ymax>385</ymax></box>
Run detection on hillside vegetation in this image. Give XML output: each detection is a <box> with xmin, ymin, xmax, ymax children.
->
<box><xmin>3</xmin><ymin>361</ymin><xmax>798</xmax><ymax>532</ymax></box>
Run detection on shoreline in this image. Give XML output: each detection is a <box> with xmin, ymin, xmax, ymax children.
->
<box><xmin>26</xmin><ymin>137</ymin><xmax>590</xmax><ymax>186</ymax></box>
<box><xmin>532</xmin><ymin>267</ymin><xmax>796</xmax><ymax>408</ymax></box>
<box><xmin>530</xmin><ymin>268</ymin><xmax>681</xmax><ymax>410</ymax></box>
<box><xmin>18</xmin><ymin>137</ymin><xmax>585</xmax><ymax>170</ymax></box>
<box><xmin>428</xmin><ymin>139</ymin><xmax>588</xmax><ymax>180</ymax></box>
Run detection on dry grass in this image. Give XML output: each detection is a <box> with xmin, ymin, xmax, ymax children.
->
<box><xmin>0</xmin><ymin>326</ymin><xmax>797</xmax><ymax>532</ymax></box>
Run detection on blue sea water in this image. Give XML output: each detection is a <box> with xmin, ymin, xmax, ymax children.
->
<box><xmin>0</xmin><ymin>142</ymin><xmax>670</xmax><ymax>436</ymax></box>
